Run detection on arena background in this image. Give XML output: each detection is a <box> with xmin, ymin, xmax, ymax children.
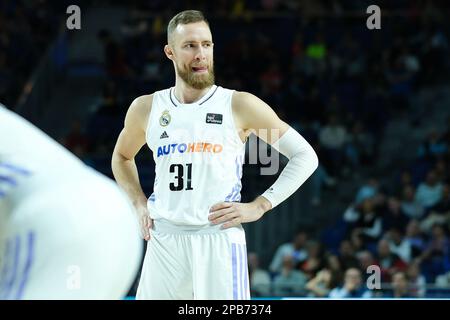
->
<box><xmin>2</xmin><ymin>0</ymin><xmax>450</xmax><ymax>298</ymax></box>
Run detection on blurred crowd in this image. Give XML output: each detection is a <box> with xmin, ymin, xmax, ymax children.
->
<box><xmin>0</xmin><ymin>0</ymin><xmax>62</xmax><ymax>106</ymax></box>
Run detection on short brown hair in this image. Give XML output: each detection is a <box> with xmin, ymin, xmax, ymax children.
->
<box><xmin>167</xmin><ymin>10</ymin><xmax>209</xmax><ymax>45</ymax></box>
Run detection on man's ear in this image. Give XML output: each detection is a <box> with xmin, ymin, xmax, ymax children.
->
<box><xmin>164</xmin><ymin>44</ymin><xmax>174</xmax><ymax>61</ymax></box>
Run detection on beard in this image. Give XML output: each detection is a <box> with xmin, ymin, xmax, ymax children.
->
<box><xmin>176</xmin><ymin>62</ymin><xmax>215</xmax><ymax>90</ymax></box>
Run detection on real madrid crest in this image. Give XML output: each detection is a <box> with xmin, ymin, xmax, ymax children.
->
<box><xmin>159</xmin><ymin>110</ymin><xmax>171</xmax><ymax>127</ymax></box>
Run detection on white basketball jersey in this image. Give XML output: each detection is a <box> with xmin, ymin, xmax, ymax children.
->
<box><xmin>146</xmin><ymin>85</ymin><xmax>245</xmax><ymax>225</ymax></box>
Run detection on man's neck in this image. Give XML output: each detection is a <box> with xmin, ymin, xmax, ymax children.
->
<box><xmin>173</xmin><ymin>80</ymin><xmax>213</xmax><ymax>104</ymax></box>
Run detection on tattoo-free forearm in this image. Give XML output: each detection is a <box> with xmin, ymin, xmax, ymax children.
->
<box><xmin>111</xmin><ymin>153</ymin><xmax>147</xmax><ymax>209</ymax></box>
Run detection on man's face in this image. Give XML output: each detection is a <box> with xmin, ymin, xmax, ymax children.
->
<box><xmin>344</xmin><ymin>268</ymin><xmax>362</xmax><ymax>291</ymax></box>
<box><xmin>378</xmin><ymin>240</ymin><xmax>391</xmax><ymax>257</ymax></box>
<box><xmin>166</xmin><ymin>21</ymin><xmax>214</xmax><ymax>89</ymax></box>
<box><xmin>392</xmin><ymin>273</ymin><xmax>408</xmax><ymax>291</ymax></box>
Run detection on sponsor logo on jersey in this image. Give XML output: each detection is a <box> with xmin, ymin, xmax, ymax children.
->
<box><xmin>160</xmin><ymin>131</ymin><xmax>169</xmax><ymax>139</ymax></box>
<box><xmin>157</xmin><ymin>142</ymin><xmax>223</xmax><ymax>157</ymax></box>
<box><xmin>206</xmin><ymin>113</ymin><xmax>223</xmax><ymax>124</ymax></box>
<box><xmin>159</xmin><ymin>110</ymin><xmax>171</xmax><ymax>126</ymax></box>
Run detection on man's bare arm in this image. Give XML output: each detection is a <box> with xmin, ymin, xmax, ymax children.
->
<box><xmin>111</xmin><ymin>94</ymin><xmax>153</xmax><ymax>240</ymax></box>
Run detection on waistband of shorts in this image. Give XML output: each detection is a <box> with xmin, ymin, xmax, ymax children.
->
<box><xmin>152</xmin><ymin>218</ymin><xmax>241</xmax><ymax>235</ymax></box>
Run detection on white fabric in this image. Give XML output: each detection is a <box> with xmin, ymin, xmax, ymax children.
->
<box><xmin>136</xmin><ymin>220</ymin><xmax>249</xmax><ymax>300</ymax></box>
<box><xmin>415</xmin><ymin>182</ymin><xmax>443</xmax><ymax>208</ymax></box>
<box><xmin>0</xmin><ymin>105</ymin><xmax>142</xmax><ymax>299</ymax></box>
<box><xmin>146</xmin><ymin>85</ymin><xmax>246</xmax><ymax>225</ymax></box>
<box><xmin>389</xmin><ymin>239</ymin><xmax>412</xmax><ymax>263</ymax></box>
<box><xmin>261</xmin><ymin>127</ymin><xmax>319</xmax><ymax>209</ymax></box>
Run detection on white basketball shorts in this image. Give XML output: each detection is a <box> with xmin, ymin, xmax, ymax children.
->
<box><xmin>136</xmin><ymin>219</ymin><xmax>250</xmax><ymax>300</ymax></box>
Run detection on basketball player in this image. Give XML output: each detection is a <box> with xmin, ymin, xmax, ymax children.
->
<box><xmin>111</xmin><ymin>10</ymin><xmax>319</xmax><ymax>300</ymax></box>
<box><xmin>0</xmin><ymin>104</ymin><xmax>142</xmax><ymax>299</ymax></box>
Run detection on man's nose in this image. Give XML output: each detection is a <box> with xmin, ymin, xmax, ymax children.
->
<box><xmin>195</xmin><ymin>47</ymin><xmax>207</xmax><ymax>60</ymax></box>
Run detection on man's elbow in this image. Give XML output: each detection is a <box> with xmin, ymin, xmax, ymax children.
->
<box><xmin>111</xmin><ymin>150</ymin><xmax>129</xmax><ymax>172</ymax></box>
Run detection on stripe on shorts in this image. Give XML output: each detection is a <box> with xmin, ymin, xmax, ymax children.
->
<box><xmin>231</xmin><ymin>243</ymin><xmax>238</xmax><ymax>299</ymax></box>
<box><xmin>15</xmin><ymin>231</ymin><xmax>35</xmax><ymax>299</ymax></box>
<box><xmin>238</xmin><ymin>244</ymin><xmax>244</xmax><ymax>299</ymax></box>
<box><xmin>243</xmin><ymin>244</ymin><xmax>249</xmax><ymax>299</ymax></box>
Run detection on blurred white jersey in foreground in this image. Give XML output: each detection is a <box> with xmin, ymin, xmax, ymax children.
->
<box><xmin>0</xmin><ymin>104</ymin><xmax>142</xmax><ymax>299</ymax></box>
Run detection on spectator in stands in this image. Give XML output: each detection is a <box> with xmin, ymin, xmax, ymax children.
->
<box><xmin>401</xmin><ymin>185</ymin><xmax>425</xmax><ymax>220</ymax></box>
<box><xmin>417</xmin><ymin>130</ymin><xmax>448</xmax><ymax>162</ymax></box>
<box><xmin>435</xmin><ymin>270</ymin><xmax>450</xmax><ymax>288</ymax></box>
<box><xmin>273</xmin><ymin>255</ymin><xmax>308</xmax><ymax>297</ymax></box>
<box><xmin>415</xmin><ymin>170</ymin><xmax>444</xmax><ymax>209</ymax></box>
<box><xmin>386</xmin><ymin>228</ymin><xmax>412</xmax><ymax>263</ymax></box>
<box><xmin>269</xmin><ymin>229</ymin><xmax>309</xmax><ymax>274</ymax></box>
<box><xmin>324</xmin><ymin>253</ymin><xmax>344</xmax><ymax>284</ymax></box>
<box><xmin>344</xmin><ymin>196</ymin><xmax>383</xmax><ymax>247</ymax></box>
<box><xmin>385</xmin><ymin>51</ymin><xmax>414</xmax><ymax>113</ymax></box>
<box><xmin>305</xmin><ymin>268</ymin><xmax>336</xmax><ymax>297</ymax></box>
<box><xmin>350</xmin><ymin>231</ymin><xmax>365</xmax><ymax>256</ymax></box>
<box><xmin>434</xmin><ymin>158</ymin><xmax>449</xmax><ymax>184</ymax></box>
<box><xmin>328</xmin><ymin>268</ymin><xmax>372</xmax><ymax>298</ymax></box>
<box><xmin>404</xmin><ymin>219</ymin><xmax>427</xmax><ymax>260</ymax></box>
<box><xmin>385</xmin><ymin>271</ymin><xmax>412</xmax><ymax>298</ymax></box>
<box><xmin>345</xmin><ymin>120</ymin><xmax>375</xmax><ymax>169</ymax></box>
<box><xmin>318</xmin><ymin>113</ymin><xmax>348</xmax><ymax>177</ymax></box>
<box><xmin>356</xmin><ymin>250</ymin><xmax>376</xmax><ymax>280</ymax></box>
<box><xmin>375</xmin><ymin>238</ymin><xmax>408</xmax><ymax>282</ymax></box>
<box><xmin>305</xmin><ymin>32</ymin><xmax>327</xmax><ymax>76</ymax></box>
<box><xmin>420</xmin><ymin>184</ymin><xmax>450</xmax><ymax>233</ymax></box>
<box><xmin>355</xmin><ymin>178</ymin><xmax>379</xmax><ymax>204</ymax></box>
<box><xmin>298</xmin><ymin>240</ymin><xmax>325</xmax><ymax>279</ymax></box>
<box><xmin>418</xmin><ymin>224</ymin><xmax>450</xmax><ymax>280</ymax></box>
<box><xmin>382</xmin><ymin>196</ymin><xmax>410</xmax><ymax>234</ymax></box>
<box><xmin>399</xmin><ymin>169</ymin><xmax>414</xmax><ymax>190</ymax></box>
<box><xmin>338</xmin><ymin>239</ymin><xmax>360</xmax><ymax>271</ymax></box>
<box><xmin>407</xmin><ymin>261</ymin><xmax>427</xmax><ymax>298</ymax></box>
<box><xmin>248</xmin><ymin>252</ymin><xmax>271</xmax><ymax>297</ymax></box>
<box><xmin>398</xmin><ymin>45</ymin><xmax>421</xmax><ymax>79</ymax></box>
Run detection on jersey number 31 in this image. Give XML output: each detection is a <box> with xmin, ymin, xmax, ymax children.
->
<box><xmin>169</xmin><ymin>163</ymin><xmax>193</xmax><ymax>191</ymax></box>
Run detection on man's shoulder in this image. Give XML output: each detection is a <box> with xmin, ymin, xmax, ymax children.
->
<box><xmin>132</xmin><ymin>94</ymin><xmax>154</xmax><ymax>108</ymax></box>
<box><xmin>129</xmin><ymin>94</ymin><xmax>154</xmax><ymax>116</ymax></box>
<box><xmin>231</xmin><ymin>90</ymin><xmax>255</xmax><ymax>105</ymax></box>
<box><xmin>230</xmin><ymin>91</ymin><xmax>263</xmax><ymax>120</ymax></box>
<box><xmin>125</xmin><ymin>94</ymin><xmax>154</xmax><ymax>130</ymax></box>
